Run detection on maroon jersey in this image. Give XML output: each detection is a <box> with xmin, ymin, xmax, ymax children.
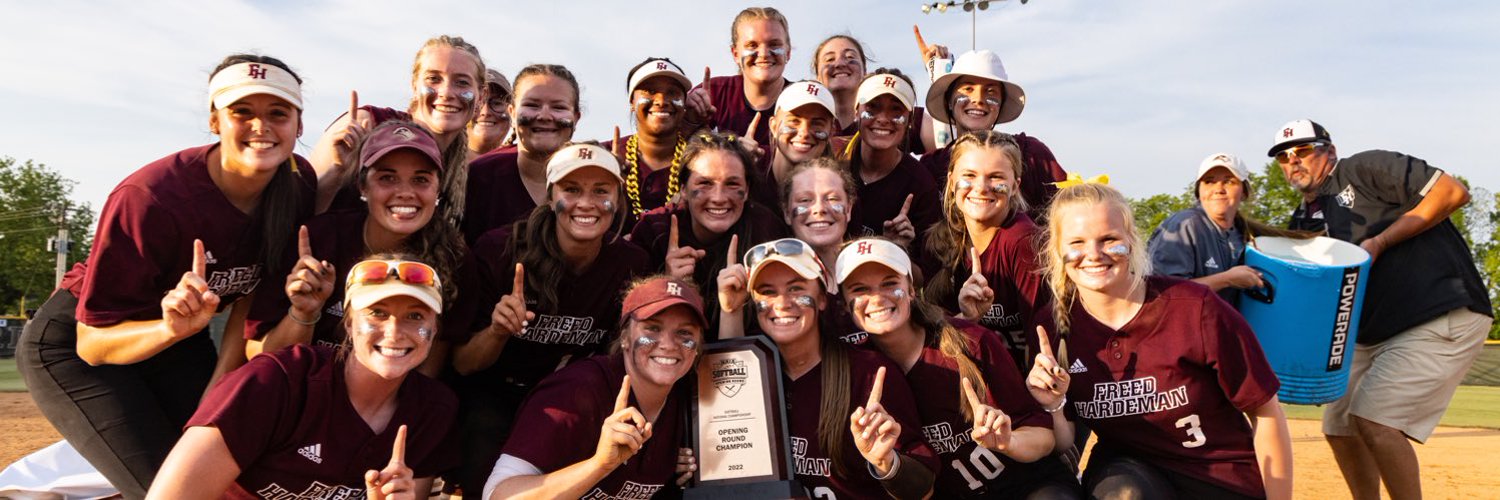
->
<box><xmin>900</xmin><ymin>319</ymin><xmax>1055</xmax><ymax>497</ymax></box>
<box><xmin>937</xmin><ymin>212</ymin><xmax>1050</xmax><ymax>366</ymax></box>
<box><xmin>917</xmin><ymin>132</ymin><xmax>1067</xmax><ymax>222</ymax></box>
<box><xmin>502</xmin><ymin>354</ymin><xmax>685</xmax><ymax>499</ymax></box>
<box><xmin>696</xmin><ymin>75</ymin><xmax>788</xmax><ymax>147</ymax></box>
<box><xmin>846</xmin><ymin>153</ymin><xmax>941</xmax><ymax>244</ymax></box>
<box><xmin>60</xmin><ymin>144</ymin><xmax>315</xmax><ymax>327</ymax></box>
<box><xmin>462</xmin><ymin>148</ymin><xmax>539</xmax><ymax>245</ymax></box>
<box><xmin>189</xmin><ymin>344</ymin><xmax>458</xmax><ymax>499</ymax></box>
<box><xmin>785</xmin><ymin>348</ymin><xmax>938</xmax><ymax>499</ymax></box>
<box><xmin>242</xmin><ymin>210</ymin><xmax>470</xmax><ymax>348</ymax></box>
<box><xmin>456</xmin><ymin>225</ymin><xmax>648</xmax><ymax>387</ymax></box>
<box><xmin>327</xmin><ymin>106</ymin><xmax>415</xmax><ymax>213</ymax></box>
<box><xmin>1039</xmin><ymin>277</ymin><xmax>1279</xmax><ymax>498</ymax></box>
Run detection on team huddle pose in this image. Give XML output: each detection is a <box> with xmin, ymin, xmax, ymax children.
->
<box><xmin>15</xmin><ymin>5</ymin><xmax>1493</xmax><ymax>500</ymax></box>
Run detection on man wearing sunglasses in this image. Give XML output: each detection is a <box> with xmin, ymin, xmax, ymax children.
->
<box><xmin>1270</xmin><ymin>119</ymin><xmax>1492</xmax><ymax>500</ymax></box>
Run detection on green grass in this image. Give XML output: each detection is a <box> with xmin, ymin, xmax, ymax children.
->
<box><xmin>1283</xmin><ymin>385</ymin><xmax>1500</xmax><ymax>430</ymax></box>
<box><xmin>0</xmin><ymin>358</ymin><xmax>25</xmax><ymax>392</ymax></box>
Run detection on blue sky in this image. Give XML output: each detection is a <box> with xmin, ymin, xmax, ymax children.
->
<box><xmin>2</xmin><ymin>0</ymin><xmax>1496</xmax><ymax>214</ymax></box>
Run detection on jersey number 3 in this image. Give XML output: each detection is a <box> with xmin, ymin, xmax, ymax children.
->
<box><xmin>1175</xmin><ymin>414</ymin><xmax>1207</xmax><ymax>448</ymax></box>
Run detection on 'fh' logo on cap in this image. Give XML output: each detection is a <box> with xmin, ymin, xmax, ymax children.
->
<box><xmin>855</xmin><ymin>241</ymin><xmax>873</xmax><ymax>255</ymax></box>
<box><xmin>577</xmin><ymin>147</ymin><xmax>594</xmax><ymax>160</ymax></box>
<box><xmin>805</xmin><ymin>84</ymin><xmax>820</xmax><ymax>96</ymax></box>
<box><xmin>247</xmin><ymin>64</ymin><xmax>267</xmax><ymax>80</ymax></box>
<box><xmin>666</xmin><ymin>282</ymin><xmax>682</xmax><ymax>296</ymax></box>
<box><xmin>655</xmin><ymin>62</ymin><xmax>668</xmax><ymax>70</ymax></box>
<box><xmin>1213</xmin><ymin>154</ymin><xmax>1230</xmax><ymax>162</ymax></box>
<box><xmin>1283</xmin><ymin>128</ymin><xmax>1294</xmax><ymax>138</ymax></box>
<box><xmin>883</xmin><ymin>76</ymin><xmax>896</xmax><ymax>88</ymax></box>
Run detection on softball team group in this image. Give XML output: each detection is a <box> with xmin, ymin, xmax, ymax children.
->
<box><xmin>17</xmin><ymin>6</ymin><xmax>1302</xmax><ymax>500</ymax></box>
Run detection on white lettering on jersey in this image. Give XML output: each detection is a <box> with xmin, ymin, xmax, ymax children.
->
<box><xmin>515</xmin><ymin>314</ymin><xmax>608</xmax><ymax>345</ymax></box>
<box><xmin>580</xmin><ymin>480</ymin><xmax>663</xmax><ymax>500</ymax></box>
<box><xmin>920</xmin><ymin>422</ymin><xmax>970</xmax><ymax>455</ymax></box>
<box><xmin>791</xmin><ymin>436</ymin><xmax>832</xmax><ymax>477</ymax></box>
<box><xmin>255</xmin><ymin>480</ymin><xmax>361</xmax><ymax>499</ymax></box>
<box><xmin>206</xmin><ymin>264</ymin><xmax>262</xmax><ymax>297</ymax></box>
<box><xmin>1075</xmin><ymin>376</ymin><xmax>1191</xmax><ymax>419</ymax></box>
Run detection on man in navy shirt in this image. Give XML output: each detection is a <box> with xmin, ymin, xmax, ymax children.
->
<box><xmin>1271</xmin><ymin>119</ymin><xmax>1492</xmax><ymax>500</ymax></box>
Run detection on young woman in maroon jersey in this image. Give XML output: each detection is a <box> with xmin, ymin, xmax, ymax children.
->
<box><xmin>611</xmin><ymin>58</ymin><xmax>697</xmax><ymax>223</ymax></box>
<box><xmin>836</xmin><ymin>69</ymin><xmax>941</xmax><ymax>250</ymax></box>
<box><xmin>461</xmin><ymin>64</ymin><xmax>584</xmax><ymax>243</ymax></box>
<box><xmin>812</xmin><ymin>34</ymin><xmax>866</xmax><ymax>133</ymax></box>
<box><xmin>449</xmin><ymin>142</ymin><xmax>648</xmax><ymax>494</ymax></box>
<box><xmin>468</xmin><ymin>69</ymin><xmax>513</xmax><ymax>156</ymax></box>
<box><xmin>717</xmin><ymin>238</ymin><xmax>938</xmax><ymax>498</ymax></box>
<box><xmin>149</xmin><ymin>256</ymin><xmax>458</xmax><ymax>499</ymax></box>
<box><xmin>630</xmin><ymin>132</ymin><xmax>785</xmax><ymax>341</ymax></box>
<box><xmin>1028</xmin><ymin>182</ymin><xmax>1293</xmax><ymax>499</ymax></box>
<box><xmin>925</xmin><ymin>131</ymin><xmax>1050</xmax><ymax>368</ymax></box>
<box><xmin>779</xmin><ymin>158</ymin><xmax>863</xmax><ymax>341</ymax></box>
<box><xmin>312</xmin><ymin>35</ymin><xmax>485</xmax><ymax>223</ymax></box>
<box><xmin>16</xmin><ymin>54</ymin><xmax>314</xmax><ymax>499</ymax></box>
<box><xmin>482</xmin><ymin>276</ymin><xmax>706</xmax><ymax>499</ymax></box>
<box><xmin>685</xmin><ymin>7</ymin><xmax>791</xmax><ymax>146</ymax></box>
<box><xmin>835</xmin><ymin>237</ymin><xmax>1080</xmax><ymax>498</ymax></box>
<box><xmin>244</xmin><ymin>121</ymin><xmax>464</xmax><ymax>375</ymax></box>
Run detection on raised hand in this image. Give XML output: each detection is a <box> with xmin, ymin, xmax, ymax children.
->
<box><xmin>664</xmin><ymin>214</ymin><xmax>706</xmax><ymax>280</ymax></box>
<box><xmin>913</xmin><ymin>25</ymin><xmax>951</xmax><ymax>73</ymax></box>
<box><xmin>850</xmin><ymin>366</ymin><xmax>901</xmax><ymax>474</ymax></box>
<box><xmin>715</xmin><ymin>235</ymin><xmax>747</xmax><ymax>312</ymax></box>
<box><xmin>882</xmin><ymin>194</ymin><xmax>917</xmax><ymax>248</ymax></box>
<box><xmin>963</xmin><ymin>377</ymin><xmax>1013</xmax><ymax>452</ymax></box>
<box><xmin>1027</xmin><ymin>326</ymin><xmax>1071</xmax><ymax>410</ymax></box>
<box><xmin>161</xmin><ymin>239</ymin><xmax>220</xmax><ymax>339</ymax></box>
<box><xmin>685</xmin><ymin>67</ymin><xmax>718</xmax><ymax>125</ymax></box>
<box><xmin>285</xmin><ymin>225</ymin><xmax>335</xmax><ymax>325</ymax></box>
<box><xmin>594</xmin><ymin>375</ymin><xmax>653</xmax><ymax>472</ymax></box>
<box><xmin>957</xmin><ymin>247</ymin><xmax>995</xmax><ymax>321</ymax></box>
<box><xmin>489</xmin><ymin>263</ymin><xmax>535</xmax><ymax>338</ymax></box>
<box><xmin>364</xmin><ymin>425</ymin><xmax>414</xmax><ymax>500</ymax></box>
<box><xmin>737</xmin><ymin>111</ymin><xmax>763</xmax><ymax>158</ymax></box>
<box><xmin>612</xmin><ymin>125</ymin><xmax>624</xmax><ymax>159</ymax></box>
<box><xmin>332</xmin><ymin>91</ymin><xmax>367</xmax><ymax>173</ymax></box>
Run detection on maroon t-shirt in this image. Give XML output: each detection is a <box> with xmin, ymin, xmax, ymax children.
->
<box><xmin>462</xmin><ymin>148</ymin><xmax>539</xmax><ymax>245</ymax></box>
<box><xmin>60</xmin><ymin>144</ymin><xmax>315</xmax><ymax>327</ymax></box>
<box><xmin>502</xmin><ymin>354</ymin><xmax>686</xmax><ymax>499</ymax></box>
<box><xmin>604</xmin><ymin>134</ymin><xmax>688</xmax><ymax>220</ymax></box>
<box><xmin>899</xmin><ymin>319</ymin><xmax>1054</xmax><ymax>497</ymax></box>
<box><xmin>785</xmin><ymin>348</ymin><xmax>938</xmax><ymax>499</ymax></box>
<box><xmin>1038</xmin><ymin>277</ymin><xmax>1279</xmax><ymax>497</ymax></box>
<box><xmin>244</xmin><ymin>209</ymin><xmax>365</xmax><ymax>348</ymax></box>
<box><xmin>188</xmin><ymin>344</ymin><xmax>459</xmax><ymax>499</ymax></box>
<box><xmin>457</xmin><ymin>225</ymin><xmax>648</xmax><ymax>387</ymax></box>
<box><xmin>696</xmin><ymin>75</ymin><xmax>788</xmax><ymax>147</ymax></box>
<box><xmin>917</xmin><ymin>132</ymin><xmax>1067</xmax><ymax>222</ymax></box>
<box><xmin>935</xmin><ymin>212</ymin><xmax>1050</xmax><ymax>367</ymax></box>
<box><xmin>846</xmin><ymin>153</ymin><xmax>942</xmax><ymax>245</ymax></box>
<box><xmin>327</xmin><ymin>106</ymin><xmax>415</xmax><ymax>214</ymax></box>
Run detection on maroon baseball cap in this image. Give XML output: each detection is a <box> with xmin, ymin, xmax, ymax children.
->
<box><xmin>621</xmin><ymin>277</ymin><xmax>707</xmax><ymax>328</ymax></box>
<box><xmin>359</xmin><ymin>124</ymin><xmax>443</xmax><ymax>171</ymax></box>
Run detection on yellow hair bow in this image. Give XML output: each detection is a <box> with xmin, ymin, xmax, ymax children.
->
<box><xmin>1052</xmin><ymin>173</ymin><xmax>1110</xmax><ymax>188</ymax></box>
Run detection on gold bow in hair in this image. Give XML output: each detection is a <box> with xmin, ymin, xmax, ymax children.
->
<box><xmin>1052</xmin><ymin>173</ymin><xmax>1110</xmax><ymax>188</ymax></box>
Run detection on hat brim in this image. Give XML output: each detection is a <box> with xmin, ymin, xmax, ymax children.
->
<box><xmin>345</xmin><ymin>282</ymin><xmax>443</xmax><ymax>314</ymax></box>
<box><xmin>628</xmin><ymin>300</ymin><xmax>708</xmax><ymax>329</ymax></box>
<box><xmin>363</xmin><ymin>143</ymin><xmax>443</xmax><ymax>172</ymax></box>
<box><xmin>747</xmin><ymin>256</ymin><xmax>824</xmax><ymax>289</ymax></box>
<box><xmin>629</xmin><ymin>70</ymin><xmax>693</xmax><ymax>96</ymax></box>
<box><xmin>212</xmin><ymin>86</ymin><xmax>303</xmax><ymax>111</ymax></box>
<box><xmin>924</xmin><ymin>74</ymin><xmax>1025</xmax><ymax>125</ymax></box>
<box><xmin>1267</xmin><ymin>138</ymin><xmax>1322</xmax><ymax>157</ymax></box>
<box><xmin>835</xmin><ymin>257</ymin><xmax>911</xmax><ymax>285</ymax></box>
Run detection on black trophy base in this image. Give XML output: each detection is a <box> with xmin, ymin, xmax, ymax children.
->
<box><xmin>684</xmin><ymin>479</ymin><xmax>808</xmax><ymax>499</ymax></box>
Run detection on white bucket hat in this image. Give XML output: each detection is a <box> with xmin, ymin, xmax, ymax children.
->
<box><xmin>924</xmin><ymin>50</ymin><xmax>1026</xmax><ymax>125</ymax></box>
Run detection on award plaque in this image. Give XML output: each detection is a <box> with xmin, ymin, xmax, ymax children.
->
<box><xmin>685</xmin><ymin>336</ymin><xmax>805</xmax><ymax>498</ymax></box>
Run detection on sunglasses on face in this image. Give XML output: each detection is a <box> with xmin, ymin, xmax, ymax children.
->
<box><xmin>744</xmin><ymin>239</ymin><xmax>816</xmax><ymax>273</ymax></box>
<box><xmin>348</xmin><ymin>260</ymin><xmax>441</xmax><ymax>290</ymax></box>
<box><xmin>1274</xmin><ymin>142</ymin><xmax>1324</xmax><ymax>164</ymax></box>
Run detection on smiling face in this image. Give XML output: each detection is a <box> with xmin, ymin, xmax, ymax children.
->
<box><xmin>816</xmin><ymin>37</ymin><xmax>864</xmax><ymax>92</ymax></box>
<box><xmin>1196</xmin><ymin>167</ymin><xmax>1246</xmax><ymax>224</ymax></box>
<box><xmin>948</xmin><ymin>75</ymin><xmax>1004</xmax><ymax>132</ymax></box>
<box><xmin>551</xmin><ymin>167</ymin><xmax>619</xmax><ymax>246</ymax></box>
<box><xmin>732</xmin><ymin>18</ymin><xmax>789</xmax><ymax>84</ymax></box>
<box><xmin>772</xmin><ymin>105</ymin><xmax>834</xmax><ymax>163</ymax></box>
<box><xmin>470</xmin><ymin>86</ymin><xmax>511</xmax><ymax>147</ymax></box>
<box><xmin>951</xmin><ymin>147</ymin><xmax>1017</xmax><ymax>226</ymax></box>
<box><xmin>632</xmin><ymin>76</ymin><xmax>687</xmax><ymax>136</ymax></box>
<box><xmin>620</xmin><ymin>305</ymin><xmax>703</xmax><ymax>389</ymax></box>
<box><xmin>751</xmin><ymin>262</ymin><xmax>824</xmax><ymax>347</ymax></box>
<box><xmin>347</xmin><ymin>295</ymin><xmax>436</xmax><ymax>380</ymax></box>
<box><xmin>510</xmin><ymin>74</ymin><xmax>580</xmax><ymax>156</ymax></box>
<box><xmin>785</xmin><ymin>167</ymin><xmax>850</xmax><ymax>249</ymax></box>
<box><xmin>685</xmin><ymin>150</ymin><xmax>748</xmax><ymax>237</ymax></box>
<box><xmin>412</xmin><ymin>46</ymin><xmax>481</xmax><ymax>136</ymax></box>
<box><xmin>210</xmin><ymin>94</ymin><xmax>300</xmax><ymax>177</ymax></box>
<box><xmin>858</xmin><ymin>94</ymin><xmax>910</xmax><ymax>151</ymax></box>
<box><xmin>361</xmin><ymin>151</ymin><xmax>440</xmax><ymax>239</ymax></box>
<box><xmin>840</xmin><ymin>263</ymin><xmax>913</xmax><ymax>335</ymax></box>
<box><xmin>1056</xmin><ymin>202</ymin><xmax>1136</xmax><ymax>296</ymax></box>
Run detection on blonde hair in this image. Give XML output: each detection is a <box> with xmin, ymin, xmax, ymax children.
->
<box><xmin>730</xmin><ymin>7</ymin><xmax>790</xmax><ymax>47</ymax></box>
<box><xmin>924</xmin><ymin>131</ymin><xmax>1028</xmax><ymax>301</ymax></box>
<box><xmin>408</xmin><ymin>35</ymin><xmax>486</xmax><ymax>228</ymax></box>
<box><xmin>1040</xmin><ymin>183</ymin><xmax>1151</xmax><ymax>335</ymax></box>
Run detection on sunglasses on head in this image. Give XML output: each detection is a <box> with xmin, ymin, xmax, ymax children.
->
<box><xmin>1274</xmin><ymin>142</ymin><xmax>1324</xmax><ymax>164</ymax></box>
<box><xmin>744</xmin><ymin>239</ymin><xmax>816</xmax><ymax>273</ymax></box>
<box><xmin>348</xmin><ymin>260</ymin><xmax>440</xmax><ymax>290</ymax></box>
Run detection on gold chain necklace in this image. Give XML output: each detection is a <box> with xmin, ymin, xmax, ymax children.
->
<box><xmin>624</xmin><ymin>133</ymin><xmax>687</xmax><ymax>216</ymax></box>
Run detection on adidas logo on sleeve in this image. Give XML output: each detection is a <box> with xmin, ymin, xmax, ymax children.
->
<box><xmin>1068</xmin><ymin>358</ymin><xmax>1088</xmax><ymax>374</ymax></box>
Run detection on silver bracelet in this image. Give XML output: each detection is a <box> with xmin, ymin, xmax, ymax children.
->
<box><xmin>1044</xmin><ymin>397</ymin><xmax>1068</xmax><ymax>413</ymax></box>
<box><xmin>287</xmin><ymin>307</ymin><xmax>320</xmax><ymax>326</ymax></box>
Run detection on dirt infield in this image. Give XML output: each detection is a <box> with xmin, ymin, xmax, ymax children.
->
<box><xmin>0</xmin><ymin>392</ymin><xmax>1494</xmax><ymax>498</ymax></box>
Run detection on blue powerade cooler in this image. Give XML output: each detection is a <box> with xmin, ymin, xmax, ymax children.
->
<box><xmin>1239</xmin><ymin>236</ymin><xmax>1370</xmax><ymax>405</ymax></box>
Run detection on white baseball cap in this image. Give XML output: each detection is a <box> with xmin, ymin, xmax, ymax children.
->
<box><xmin>546</xmin><ymin>143</ymin><xmax>623</xmax><ymax>186</ymax></box>
<box><xmin>925</xmin><ymin>50</ymin><xmax>1026</xmax><ymax>125</ymax></box>
<box><xmin>855</xmin><ymin>73</ymin><xmax>917</xmax><ymax>111</ymax></box>
<box><xmin>208</xmin><ymin>61</ymin><xmax>303</xmax><ymax>110</ymax></box>
<box><xmin>1196</xmin><ymin>152</ymin><xmax>1249</xmax><ymax>183</ymax></box>
<box><xmin>835</xmin><ymin>238</ymin><xmax>913</xmax><ymax>285</ymax></box>
<box><xmin>776</xmin><ymin>80</ymin><xmax>837</xmax><ymax>117</ymax></box>
<box><xmin>627</xmin><ymin>58</ymin><xmax>692</xmax><ymax>95</ymax></box>
<box><xmin>744</xmin><ymin>238</ymin><xmax>828</xmax><ymax>288</ymax></box>
<box><xmin>1267</xmin><ymin>119</ymin><xmax>1332</xmax><ymax>156</ymax></box>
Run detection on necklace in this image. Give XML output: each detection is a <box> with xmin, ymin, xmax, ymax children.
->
<box><xmin>624</xmin><ymin>133</ymin><xmax>687</xmax><ymax>216</ymax></box>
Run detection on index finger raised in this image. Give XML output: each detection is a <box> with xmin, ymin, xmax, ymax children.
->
<box><xmin>898</xmin><ymin>194</ymin><xmax>913</xmax><ymax>217</ymax></box>
<box><xmin>866</xmin><ymin>366</ymin><xmax>886</xmax><ymax>408</ymax></box>
<box><xmin>349</xmin><ymin>90</ymin><xmax>360</xmax><ymax>123</ymax></box>
<box><xmin>388</xmin><ymin>424</ymin><xmax>407</xmax><ymax>467</ymax></box>
<box><xmin>1036</xmin><ymin>325</ymin><xmax>1055</xmax><ymax>360</ymax></box>
<box><xmin>727</xmin><ymin>234</ymin><xmax>739</xmax><ymax>266</ymax></box>
<box><xmin>298</xmin><ymin>225</ymin><xmax>313</xmax><ymax>259</ymax></box>
<box><xmin>512</xmin><ymin>263</ymin><xmax>526</xmax><ymax>300</ymax></box>
<box><xmin>612</xmin><ymin>126</ymin><xmax>623</xmax><ymax>158</ymax></box>
<box><xmin>669</xmin><ymin>214</ymin><xmax>681</xmax><ymax>251</ymax></box>
<box><xmin>961</xmin><ymin>376</ymin><xmax>983</xmax><ymax>410</ymax></box>
<box><xmin>192</xmin><ymin>239</ymin><xmax>207</xmax><ymax>277</ymax></box>
<box><xmin>745</xmin><ymin>112</ymin><xmax>762</xmax><ymax>139</ymax></box>
<box><xmin>913</xmin><ymin>25</ymin><xmax>930</xmax><ymax>58</ymax></box>
<box><xmin>614</xmin><ymin>374</ymin><xmax>633</xmax><ymax>413</ymax></box>
<box><xmin>702</xmin><ymin>67</ymin><xmax>713</xmax><ymax>100</ymax></box>
<box><xmin>969</xmin><ymin>247</ymin><xmax>982</xmax><ymax>277</ymax></box>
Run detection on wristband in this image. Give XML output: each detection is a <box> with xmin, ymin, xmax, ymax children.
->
<box><xmin>1044</xmin><ymin>397</ymin><xmax>1067</xmax><ymax>414</ymax></box>
<box><xmin>288</xmin><ymin>307</ymin><xmax>321</xmax><ymax>326</ymax></box>
<box><xmin>867</xmin><ymin>450</ymin><xmax>900</xmax><ymax>480</ymax></box>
